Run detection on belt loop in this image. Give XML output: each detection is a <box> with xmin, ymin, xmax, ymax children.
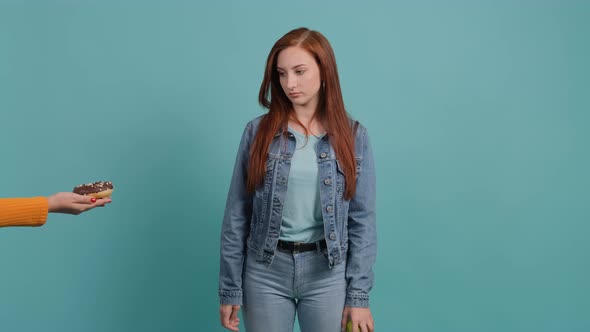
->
<box><xmin>293</xmin><ymin>242</ymin><xmax>300</xmax><ymax>254</ymax></box>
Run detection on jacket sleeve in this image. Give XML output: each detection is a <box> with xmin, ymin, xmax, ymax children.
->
<box><xmin>0</xmin><ymin>197</ymin><xmax>49</xmax><ymax>228</ymax></box>
<box><xmin>218</xmin><ymin>122</ymin><xmax>255</xmax><ymax>305</ymax></box>
<box><xmin>345</xmin><ymin>125</ymin><xmax>377</xmax><ymax>307</ymax></box>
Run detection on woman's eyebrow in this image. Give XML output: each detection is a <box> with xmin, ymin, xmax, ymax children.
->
<box><xmin>277</xmin><ymin>64</ymin><xmax>307</xmax><ymax>70</ymax></box>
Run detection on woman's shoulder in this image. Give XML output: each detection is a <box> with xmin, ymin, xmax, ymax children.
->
<box><xmin>244</xmin><ymin>114</ymin><xmax>267</xmax><ymax>131</ymax></box>
<box><xmin>347</xmin><ymin>117</ymin><xmax>368</xmax><ymax>138</ymax></box>
<box><xmin>237</xmin><ymin>114</ymin><xmax>267</xmax><ymax>142</ymax></box>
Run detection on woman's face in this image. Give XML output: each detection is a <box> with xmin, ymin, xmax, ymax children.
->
<box><xmin>276</xmin><ymin>46</ymin><xmax>322</xmax><ymax>110</ymax></box>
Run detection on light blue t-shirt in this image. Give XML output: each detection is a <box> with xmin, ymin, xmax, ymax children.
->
<box><xmin>279</xmin><ymin>127</ymin><xmax>326</xmax><ymax>243</ymax></box>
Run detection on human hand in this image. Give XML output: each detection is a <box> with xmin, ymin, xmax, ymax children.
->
<box><xmin>341</xmin><ymin>306</ymin><xmax>374</xmax><ymax>332</ymax></box>
<box><xmin>47</xmin><ymin>192</ymin><xmax>111</xmax><ymax>214</ymax></box>
<box><xmin>219</xmin><ymin>304</ymin><xmax>241</xmax><ymax>331</ymax></box>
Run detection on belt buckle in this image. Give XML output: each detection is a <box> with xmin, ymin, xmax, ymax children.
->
<box><xmin>293</xmin><ymin>242</ymin><xmax>301</xmax><ymax>254</ymax></box>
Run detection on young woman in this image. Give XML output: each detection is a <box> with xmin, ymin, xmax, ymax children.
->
<box><xmin>219</xmin><ymin>27</ymin><xmax>376</xmax><ymax>332</ymax></box>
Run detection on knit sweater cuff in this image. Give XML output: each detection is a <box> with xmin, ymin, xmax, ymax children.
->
<box><xmin>0</xmin><ymin>197</ymin><xmax>48</xmax><ymax>227</ymax></box>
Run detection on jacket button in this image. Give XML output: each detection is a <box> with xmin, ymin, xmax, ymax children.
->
<box><xmin>324</xmin><ymin>178</ymin><xmax>332</xmax><ymax>185</ymax></box>
<box><xmin>320</xmin><ymin>152</ymin><xmax>327</xmax><ymax>159</ymax></box>
<box><xmin>329</xmin><ymin>233</ymin><xmax>336</xmax><ymax>240</ymax></box>
<box><xmin>326</xmin><ymin>205</ymin><xmax>333</xmax><ymax>213</ymax></box>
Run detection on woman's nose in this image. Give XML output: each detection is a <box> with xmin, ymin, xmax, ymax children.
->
<box><xmin>287</xmin><ymin>74</ymin><xmax>297</xmax><ymax>90</ymax></box>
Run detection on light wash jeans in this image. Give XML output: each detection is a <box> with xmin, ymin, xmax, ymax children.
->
<box><xmin>242</xmin><ymin>248</ymin><xmax>347</xmax><ymax>332</ymax></box>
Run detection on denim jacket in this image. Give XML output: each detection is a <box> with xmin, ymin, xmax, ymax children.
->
<box><xmin>219</xmin><ymin>115</ymin><xmax>377</xmax><ymax>308</ymax></box>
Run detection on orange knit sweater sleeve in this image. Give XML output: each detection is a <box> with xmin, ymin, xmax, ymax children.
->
<box><xmin>0</xmin><ymin>197</ymin><xmax>49</xmax><ymax>227</ymax></box>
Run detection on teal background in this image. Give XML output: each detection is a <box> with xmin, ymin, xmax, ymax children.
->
<box><xmin>1</xmin><ymin>1</ymin><xmax>589</xmax><ymax>331</ymax></box>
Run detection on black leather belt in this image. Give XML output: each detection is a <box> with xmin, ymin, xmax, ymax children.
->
<box><xmin>277</xmin><ymin>239</ymin><xmax>327</xmax><ymax>253</ymax></box>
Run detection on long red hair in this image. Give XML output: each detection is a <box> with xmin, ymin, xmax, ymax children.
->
<box><xmin>248</xmin><ymin>27</ymin><xmax>357</xmax><ymax>200</ymax></box>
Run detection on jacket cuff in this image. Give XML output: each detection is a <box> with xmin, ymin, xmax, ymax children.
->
<box><xmin>345</xmin><ymin>291</ymin><xmax>369</xmax><ymax>308</ymax></box>
<box><xmin>219</xmin><ymin>289</ymin><xmax>243</xmax><ymax>306</ymax></box>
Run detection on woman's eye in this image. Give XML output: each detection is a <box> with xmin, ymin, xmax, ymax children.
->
<box><xmin>296</xmin><ymin>70</ymin><xmax>305</xmax><ymax>75</ymax></box>
<box><xmin>278</xmin><ymin>72</ymin><xmax>286</xmax><ymax>77</ymax></box>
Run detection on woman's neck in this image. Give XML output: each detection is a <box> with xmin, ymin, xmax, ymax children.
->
<box><xmin>290</xmin><ymin>106</ymin><xmax>324</xmax><ymax>136</ymax></box>
<box><xmin>292</xmin><ymin>106</ymin><xmax>316</xmax><ymax>126</ymax></box>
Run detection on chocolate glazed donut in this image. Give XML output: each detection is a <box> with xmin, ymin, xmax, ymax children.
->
<box><xmin>73</xmin><ymin>181</ymin><xmax>114</xmax><ymax>198</ymax></box>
